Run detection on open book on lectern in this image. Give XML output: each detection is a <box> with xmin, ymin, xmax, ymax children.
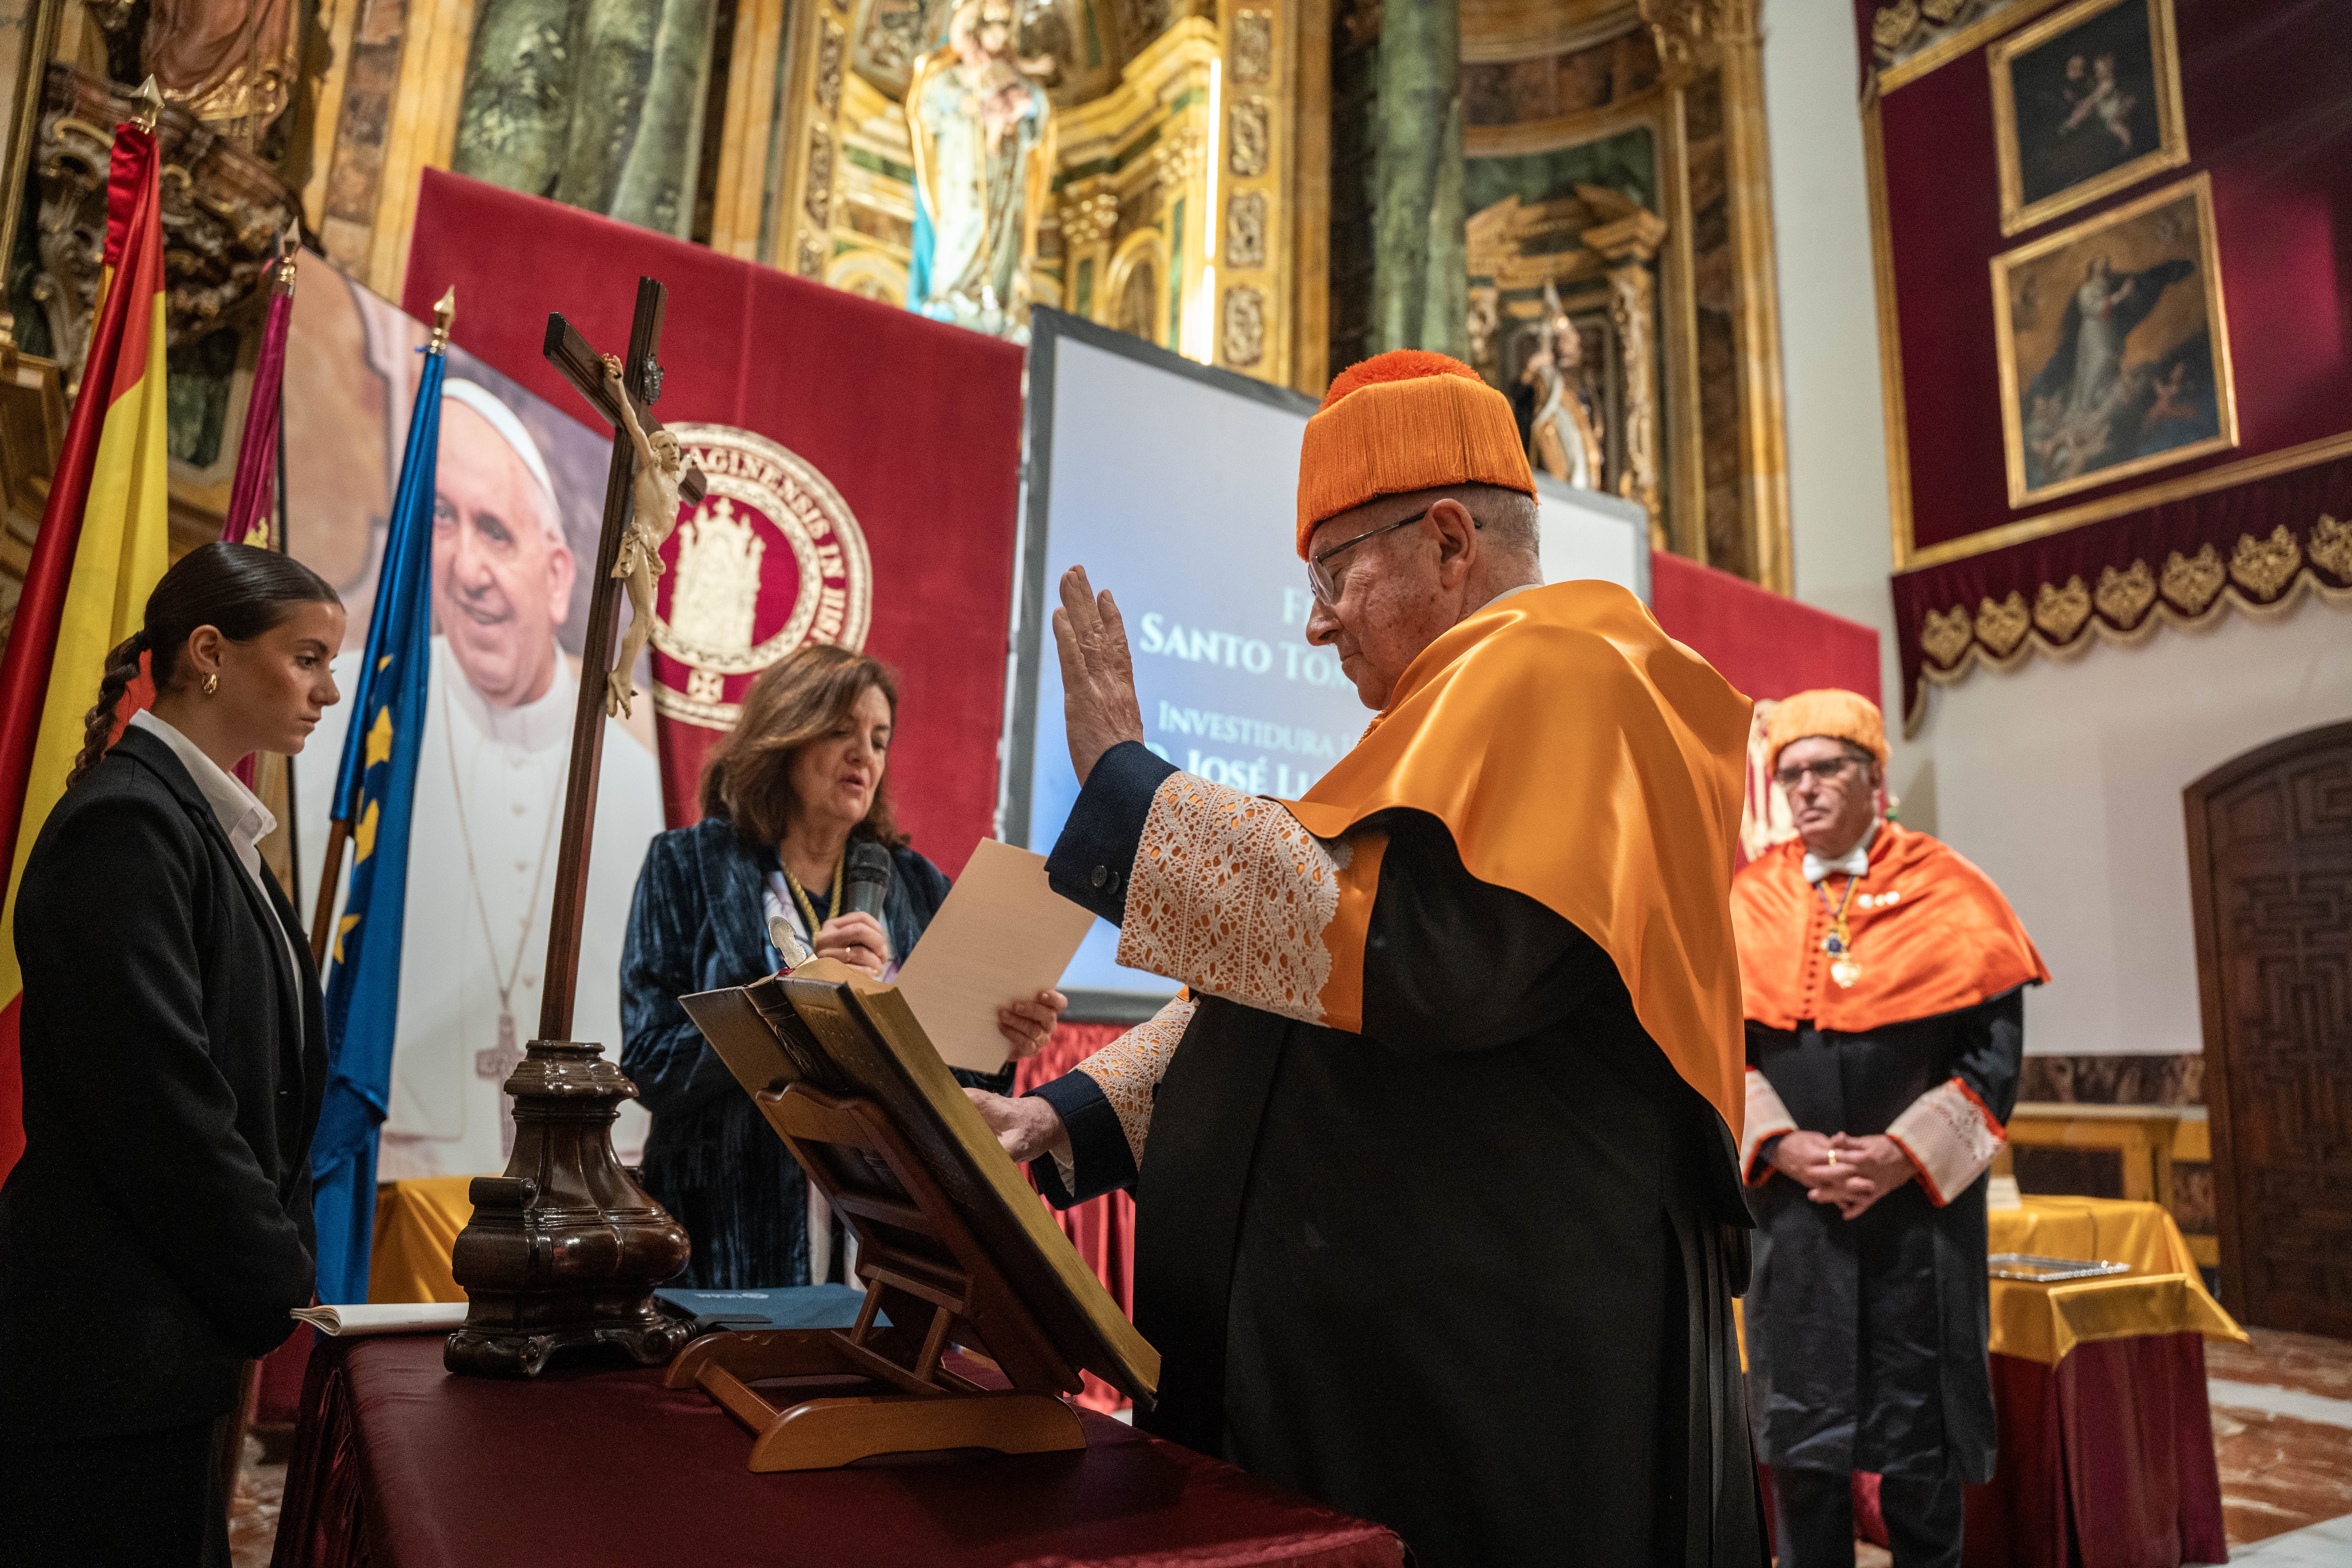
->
<box><xmin>678</xmin><ymin>963</ymin><xmax>1160</xmax><ymax>1409</ymax></box>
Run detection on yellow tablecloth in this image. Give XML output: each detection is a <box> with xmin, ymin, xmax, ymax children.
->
<box><xmin>366</xmin><ymin>1177</ymin><xmax>477</xmax><ymax>1305</ymax></box>
<box><xmin>1984</xmin><ymin>1195</ymin><xmax>2245</xmax><ymax>1366</ymax></box>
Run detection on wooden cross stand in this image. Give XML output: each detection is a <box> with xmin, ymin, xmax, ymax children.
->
<box><xmin>445</xmin><ymin>278</ymin><xmax>712</xmax><ymax>1377</ymax></box>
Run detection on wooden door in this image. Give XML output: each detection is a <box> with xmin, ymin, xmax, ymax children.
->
<box><xmin>2185</xmin><ymin>720</ymin><xmax>2352</xmax><ymax>1334</ymax></box>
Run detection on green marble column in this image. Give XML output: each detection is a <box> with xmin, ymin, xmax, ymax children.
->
<box><xmin>1369</xmin><ymin>0</ymin><xmax>1466</xmax><ymax>359</ymax></box>
<box><xmin>453</xmin><ymin>0</ymin><xmax>580</xmax><ymax>198</ymax></box>
<box><xmin>606</xmin><ymin>0</ymin><xmax>715</xmax><ymax>236</ymax></box>
<box><xmin>454</xmin><ymin>0</ymin><xmax>714</xmax><ymax>239</ymax></box>
<box><xmin>553</xmin><ymin>0</ymin><xmax>659</xmax><ymax>215</ymax></box>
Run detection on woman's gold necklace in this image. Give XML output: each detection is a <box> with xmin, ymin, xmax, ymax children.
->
<box><xmin>780</xmin><ymin>847</ymin><xmax>846</xmax><ymax>947</ymax></box>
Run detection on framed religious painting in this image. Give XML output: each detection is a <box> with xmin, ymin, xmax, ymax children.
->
<box><xmin>1991</xmin><ymin>171</ymin><xmax>2236</xmax><ymax>507</ymax></box>
<box><xmin>1989</xmin><ymin>0</ymin><xmax>2187</xmax><ymax>236</ymax></box>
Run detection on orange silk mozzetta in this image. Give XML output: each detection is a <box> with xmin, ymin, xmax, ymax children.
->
<box><xmin>1281</xmin><ymin>580</ymin><xmax>1754</xmax><ymax>1137</ymax></box>
<box><xmin>1731</xmin><ymin>821</ymin><xmax>2049</xmax><ymax>1035</ymax></box>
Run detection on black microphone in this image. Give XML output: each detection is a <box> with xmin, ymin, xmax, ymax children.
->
<box><xmin>843</xmin><ymin>840</ymin><xmax>895</xmax><ymax>923</ymax></box>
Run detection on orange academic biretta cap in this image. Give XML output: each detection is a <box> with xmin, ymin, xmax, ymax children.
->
<box><xmin>1295</xmin><ymin>350</ymin><xmax>1535</xmax><ymax>557</ymax></box>
<box><xmin>1765</xmin><ymin>688</ymin><xmax>1888</xmax><ymax>771</ymax></box>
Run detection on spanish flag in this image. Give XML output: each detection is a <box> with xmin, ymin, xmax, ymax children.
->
<box><xmin>0</xmin><ymin>119</ymin><xmax>171</xmax><ymax>1182</ymax></box>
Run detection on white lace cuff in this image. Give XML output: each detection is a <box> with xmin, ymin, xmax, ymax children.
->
<box><xmin>1115</xmin><ymin>772</ymin><xmax>1354</xmax><ymax>1026</ymax></box>
<box><xmin>1885</xmin><ymin>1077</ymin><xmax>2006</xmax><ymax>1206</ymax></box>
<box><xmin>1742</xmin><ymin>1068</ymin><xmax>1798</xmax><ymax>1185</ymax></box>
<box><xmin>1069</xmin><ymin>993</ymin><xmax>1199</xmax><ymax>1171</ymax></box>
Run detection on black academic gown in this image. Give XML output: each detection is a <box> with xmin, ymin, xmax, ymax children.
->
<box><xmin>1743</xmin><ymin>992</ymin><xmax>2024</xmax><ymax>1485</ymax></box>
<box><xmin>1031</xmin><ymin>743</ymin><xmax>1766</xmax><ymax>1568</ymax></box>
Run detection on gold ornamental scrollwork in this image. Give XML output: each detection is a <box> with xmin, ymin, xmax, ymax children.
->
<box><xmin>1975</xmin><ymin>592</ymin><xmax>2031</xmax><ymax>657</ymax></box>
<box><xmin>1906</xmin><ymin>516</ymin><xmax>2352</xmax><ymax>734</ymax></box>
<box><xmin>1920</xmin><ymin>605</ymin><xmax>1974</xmax><ymax>669</ymax></box>
<box><xmin>2033</xmin><ymin>576</ymin><xmax>2091</xmax><ymax>641</ymax></box>
<box><xmin>2228</xmin><ymin>525</ymin><xmax>2303</xmax><ymax>600</ymax></box>
<box><xmin>1226</xmin><ymin>192</ymin><xmax>1266</xmax><ymax>268</ymax></box>
<box><xmin>2093</xmin><ymin>560</ymin><xmax>2156</xmax><ymax>627</ymax></box>
<box><xmin>1221</xmin><ymin>286</ymin><xmax>1266</xmax><ymax>367</ymax></box>
<box><xmin>2311</xmin><ymin>514</ymin><xmax>2352</xmax><ymax>580</ymax></box>
<box><xmin>816</xmin><ymin>20</ymin><xmax>847</xmax><ymax>117</ymax></box>
<box><xmin>1230</xmin><ymin>11</ymin><xmax>1273</xmax><ymax>85</ymax></box>
<box><xmin>2161</xmin><ymin>544</ymin><xmax>2225</xmax><ymax>614</ymax></box>
<box><xmin>1229</xmin><ymin>98</ymin><xmax>1269</xmax><ymax>178</ymax></box>
<box><xmin>1872</xmin><ymin>0</ymin><xmax>1922</xmax><ymax>55</ymax></box>
<box><xmin>805</xmin><ymin>129</ymin><xmax>834</xmax><ymax>228</ymax></box>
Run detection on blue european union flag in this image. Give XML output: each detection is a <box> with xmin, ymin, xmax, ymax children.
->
<box><xmin>310</xmin><ymin>339</ymin><xmax>447</xmax><ymax>1304</ymax></box>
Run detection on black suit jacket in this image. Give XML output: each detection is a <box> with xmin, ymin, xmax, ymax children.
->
<box><xmin>0</xmin><ymin>724</ymin><xmax>326</xmax><ymax>1440</ymax></box>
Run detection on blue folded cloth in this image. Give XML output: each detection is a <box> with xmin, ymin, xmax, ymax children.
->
<box><xmin>653</xmin><ymin>1282</ymin><xmax>877</xmax><ymax>1336</ymax></box>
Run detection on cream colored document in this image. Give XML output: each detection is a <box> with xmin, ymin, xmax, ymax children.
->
<box><xmin>892</xmin><ymin>839</ymin><xmax>1095</xmax><ymax>1072</ymax></box>
<box><xmin>291</xmin><ymin>1302</ymin><xmax>470</xmax><ymax>1336</ymax></box>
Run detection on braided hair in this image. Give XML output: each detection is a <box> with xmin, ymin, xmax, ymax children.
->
<box><xmin>67</xmin><ymin>541</ymin><xmax>341</xmax><ymax>788</ymax></box>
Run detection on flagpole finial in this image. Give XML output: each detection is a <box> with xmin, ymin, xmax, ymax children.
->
<box><xmin>131</xmin><ymin>77</ymin><xmax>163</xmax><ymax>134</ymax></box>
<box><xmin>428</xmin><ymin>286</ymin><xmax>456</xmax><ymax>354</ymax></box>
<box><xmin>276</xmin><ymin>221</ymin><xmax>300</xmax><ymax>291</ymax></box>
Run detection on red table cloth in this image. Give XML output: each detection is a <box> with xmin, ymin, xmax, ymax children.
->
<box><xmin>1816</xmin><ymin>1330</ymin><xmax>2226</xmax><ymax>1568</ymax></box>
<box><xmin>1960</xmin><ymin>1332</ymin><xmax>2227</xmax><ymax>1568</ymax></box>
<box><xmin>269</xmin><ymin>1335</ymin><xmax>1405</xmax><ymax>1568</ymax></box>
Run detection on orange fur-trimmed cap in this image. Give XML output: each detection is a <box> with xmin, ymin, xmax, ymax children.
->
<box><xmin>1765</xmin><ymin>688</ymin><xmax>1888</xmax><ymax>771</ymax></box>
<box><xmin>1296</xmin><ymin>350</ymin><xmax>1535</xmax><ymax>557</ymax></box>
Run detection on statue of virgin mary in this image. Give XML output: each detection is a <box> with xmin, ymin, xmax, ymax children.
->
<box><xmin>906</xmin><ymin>0</ymin><xmax>1058</xmax><ymax>339</ymax></box>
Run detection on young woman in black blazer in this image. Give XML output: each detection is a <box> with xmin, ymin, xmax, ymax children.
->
<box><xmin>0</xmin><ymin>542</ymin><xmax>344</xmax><ymax>1567</ymax></box>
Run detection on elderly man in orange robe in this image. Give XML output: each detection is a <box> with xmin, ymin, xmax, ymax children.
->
<box><xmin>970</xmin><ymin>351</ymin><xmax>1767</xmax><ymax>1566</ymax></box>
<box><xmin>1732</xmin><ymin>691</ymin><xmax>2049</xmax><ymax>1568</ymax></box>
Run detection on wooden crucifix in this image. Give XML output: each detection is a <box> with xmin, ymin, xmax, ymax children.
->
<box><xmin>445</xmin><ymin>276</ymin><xmax>710</xmax><ymax>1377</ymax></box>
<box><xmin>534</xmin><ymin>281</ymin><xmax>705</xmax><ymax>1043</ymax></box>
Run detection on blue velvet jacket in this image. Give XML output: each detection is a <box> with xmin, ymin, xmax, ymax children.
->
<box><xmin>621</xmin><ymin>816</ymin><xmax>993</xmax><ymax>1288</ymax></box>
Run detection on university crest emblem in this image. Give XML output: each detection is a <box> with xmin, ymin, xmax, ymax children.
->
<box><xmin>651</xmin><ymin>423</ymin><xmax>873</xmax><ymax>729</ymax></box>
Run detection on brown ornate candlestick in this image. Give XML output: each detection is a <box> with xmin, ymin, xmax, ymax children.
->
<box><xmin>445</xmin><ymin>1044</ymin><xmax>692</xmax><ymax>1375</ymax></box>
<box><xmin>444</xmin><ymin>278</ymin><xmax>709</xmax><ymax>1376</ymax></box>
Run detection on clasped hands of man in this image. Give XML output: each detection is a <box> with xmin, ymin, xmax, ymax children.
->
<box><xmin>1769</xmin><ymin>1130</ymin><xmax>1914</xmax><ymax>1221</ymax></box>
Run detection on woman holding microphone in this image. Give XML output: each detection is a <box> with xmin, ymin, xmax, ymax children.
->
<box><xmin>622</xmin><ymin>645</ymin><xmax>1065</xmax><ymax>1289</ymax></box>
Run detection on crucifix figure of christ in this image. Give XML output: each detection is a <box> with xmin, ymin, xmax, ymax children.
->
<box><xmin>600</xmin><ymin>350</ymin><xmax>684</xmax><ymax>720</ymax></box>
<box><xmin>445</xmin><ymin>276</ymin><xmax>710</xmax><ymax>1377</ymax></box>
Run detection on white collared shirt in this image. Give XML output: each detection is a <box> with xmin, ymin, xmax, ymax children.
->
<box><xmin>1803</xmin><ymin>820</ymin><xmax>1880</xmax><ymax>885</ymax></box>
<box><xmin>130</xmin><ymin>708</ymin><xmax>298</xmax><ymax>975</ymax></box>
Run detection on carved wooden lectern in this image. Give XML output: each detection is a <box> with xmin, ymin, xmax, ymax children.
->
<box><xmin>670</xmin><ymin>963</ymin><xmax>1160</xmax><ymax>1470</ymax></box>
<box><xmin>444</xmin><ymin>279</ymin><xmax>711</xmax><ymax>1377</ymax></box>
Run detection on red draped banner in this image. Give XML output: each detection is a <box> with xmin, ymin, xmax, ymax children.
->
<box><xmin>402</xmin><ymin>172</ymin><xmax>1023</xmax><ymax>870</ymax></box>
<box><xmin>1858</xmin><ymin>0</ymin><xmax>2352</xmax><ymax>722</ymax></box>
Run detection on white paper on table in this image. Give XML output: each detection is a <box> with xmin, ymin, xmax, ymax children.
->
<box><xmin>290</xmin><ymin>1301</ymin><xmax>470</xmax><ymax>1337</ymax></box>
<box><xmin>893</xmin><ymin>839</ymin><xmax>1095</xmax><ymax>1072</ymax></box>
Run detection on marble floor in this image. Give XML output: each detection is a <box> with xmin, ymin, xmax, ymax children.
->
<box><xmin>227</xmin><ymin>1428</ymin><xmax>288</xmax><ymax>1568</ymax></box>
<box><xmin>2206</xmin><ymin>1329</ymin><xmax>2352</xmax><ymax>1564</ymax></box>
<box><xmin>224</xmin><ymin>1329</ymin><xmax>2352</xmax><ymax>1567</ymax></box>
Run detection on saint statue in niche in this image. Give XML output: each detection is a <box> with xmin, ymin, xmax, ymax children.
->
<box><xmin>1518</xmin><ymin>281</ymin><xmax>1605</xmax><ymax>492</ymax></box>
<box><xmin>143</xmin><ymin>0</ymin><xmax>300</xmax><ymax>133</ymax></box>
<box><xmin>906</xmin><ymin>0</ymin><xmax>1059</xmax><ymax>340</ymax></box>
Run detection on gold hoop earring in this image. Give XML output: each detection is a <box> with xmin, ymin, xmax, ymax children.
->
<box><xmin>202</xmin><ymin>672</ymin><xmax>218</xmax><ymax>696</ymax></box>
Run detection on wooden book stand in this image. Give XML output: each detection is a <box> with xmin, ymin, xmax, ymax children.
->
<box><xmin>665</xmin><ymin>1081</ymin><xmax>1086</xmax><ymax>1472</ymax></box>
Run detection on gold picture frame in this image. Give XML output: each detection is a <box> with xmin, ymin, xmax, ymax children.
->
<box><xmin>1989</xmin><ymin>0</ymin><xmax>2187</xmax><ymax>237</ymax></box>
<box><xmin>1991</xmin><ymin>171</ymin><xmax>2236</xmax><ymax>509</ymax></box>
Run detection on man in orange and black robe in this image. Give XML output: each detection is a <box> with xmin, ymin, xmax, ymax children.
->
<box><xmin>1732</xmin><ymin>690</ymin><xmax>2049</xmax><ymax>1568</ymax></box>
<box><xmin>969</xmin><ymin>352</ymin><xmax>1766</xmax><ymax>1566</ymax></box>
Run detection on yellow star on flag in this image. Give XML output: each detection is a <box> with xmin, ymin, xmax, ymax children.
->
<box><xmin>334</xmin><ymin>912</ymin><xmax>361</xmax><ymax>964</ymax></box>
<box><xmin>365</xmin><ymin>706</ymin><xmax>393</xmax><ymax>769</ymax></box>
<box><xmin>353</xmin><ymin>799</ymin><xmax>380</xmax><ymax>862</ymax></box>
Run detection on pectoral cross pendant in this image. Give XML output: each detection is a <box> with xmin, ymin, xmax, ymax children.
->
<box><xmin>475</xmin><ymin>1011</ymin><xmax>525</xmax><ymax>1086</ymax></box>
